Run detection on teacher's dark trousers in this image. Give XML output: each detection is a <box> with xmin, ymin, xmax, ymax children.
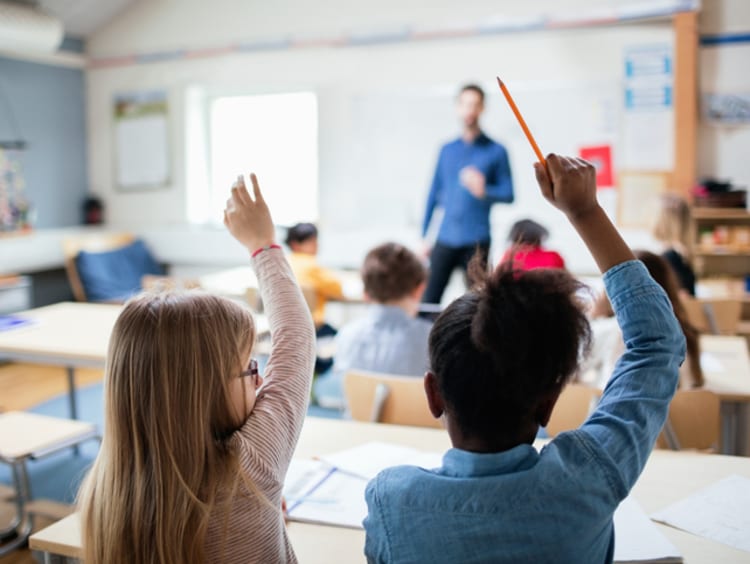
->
<box><xmin>422</xmin><ymin>241</ymin><xmax>490</xmax><ymax>304</ymax></box>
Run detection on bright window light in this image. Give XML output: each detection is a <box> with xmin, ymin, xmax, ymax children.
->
<box><xmin>208</xmin><ymin>92</ymin><xmax>318</xmax><ymax>226</ymax></box>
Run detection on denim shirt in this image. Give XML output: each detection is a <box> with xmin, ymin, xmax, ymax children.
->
<box><xmin>363</xmin><ymin>261</ymin><xmax>685</xmax><ymax>564</ymax></box>
<box><xmin>422</xmin><ymin>133</ymin><xmax>514</xmax><ymax>247</ymax></box>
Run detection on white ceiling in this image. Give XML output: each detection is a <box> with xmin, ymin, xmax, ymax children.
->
<box><xmin>5</xmin><ymin>0</ymin><xmax>134</xmax><ymax>37</ymax></box>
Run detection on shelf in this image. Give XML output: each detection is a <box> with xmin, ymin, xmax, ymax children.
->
<box><xmin>692</xmin><ymin>208</ymin><xmax>750</xmax><ymax>220</ymax></box>
<box><xmin>695</xmin><ymin>249</ymin><xmax>750</xmax><ymax>256</ymax></box>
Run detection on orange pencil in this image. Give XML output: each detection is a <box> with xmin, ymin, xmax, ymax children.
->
<box><xmin>496</xmin><ymin>77</ymin><xmax>546</xmax><ymax>166</ymax></box>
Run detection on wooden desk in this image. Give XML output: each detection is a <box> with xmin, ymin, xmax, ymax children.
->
<box><xmin>699</xmin><ymin>335</ymin><xmax>750</xmax><ymax>455</ymax></box>
<box><xmin>0</xmin><ymin>302</ymin><xmax>120</xmax><ymax>419</ymax></box>
<box><xmin>30</xmin><ymin>418</ymin><xmax>750</xmax><ymax>563</ymax></box>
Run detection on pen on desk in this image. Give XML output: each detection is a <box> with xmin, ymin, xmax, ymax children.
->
<box><xmin>496</xmin><ymin>77</ymin><xmax>546</xmax><ymax>166</ymax></box>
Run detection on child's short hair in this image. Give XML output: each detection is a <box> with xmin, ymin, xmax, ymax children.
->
<box><xmin>362</xmin><ymin>243</ymin><xmax>427</xmax><ymax>303</ymax></box>
<box><xmin>429</xmin><ymin>260</ymin><xmax>591</xmax><ymax>440</ymax></box>
<box><xmin>508</xmin><ymin>218</ymin><xmax>549</xmax><ymax>246</ymax></box>
<box><xmin>285</xmin><ymin>223</ymin><xmax>318</xmax><ymax>246</ymax></box>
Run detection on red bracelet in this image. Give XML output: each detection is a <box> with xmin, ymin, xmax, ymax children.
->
<box><xmin>251</xmin><ymin>244</ymin><xmax>282</xmax><ymax>258</ymax></box>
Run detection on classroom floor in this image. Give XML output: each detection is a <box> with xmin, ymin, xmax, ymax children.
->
<box><xmin>0</xmin><ymin>363</ymin><xmax>103</xmax><ymax>563</ymax></box>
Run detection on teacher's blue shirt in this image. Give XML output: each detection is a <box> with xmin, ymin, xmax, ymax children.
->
<box><xmin>363</xmin><ymin>261</ymin><xmax>685</xmax><ymax>564</ymax></box>
<box><xmin>422</xmin><ymin>132</ymin><xmax>513</xmax><ymax>247</ymax></box>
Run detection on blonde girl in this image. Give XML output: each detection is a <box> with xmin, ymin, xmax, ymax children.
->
<box><xmin>653</xmin><ymin>193</ymin><xmax>696</xmax><ymax>296</ymax></box>
<box><xmin>78</xmin><ymin>174</ymin><xmax>316</xmax><ymax>563</ymax></box>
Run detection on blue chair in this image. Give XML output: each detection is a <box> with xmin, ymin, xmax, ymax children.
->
<box><xmin>63</xmin><ymin>233</ymin><xmax>164</xmax><ymax>302</ymax></box>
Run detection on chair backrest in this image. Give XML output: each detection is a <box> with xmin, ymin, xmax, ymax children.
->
<box><xmin>300</xmin><ymin>284</ymin><xmax>318</xmax><ymax>313</ymax></box>
<box><xmin>343</xmin><ymin>370</ymin><xmax>442</xmax><ymax>429</ymax></box>
<box><xmin>682</xmin><ymin>297</ymin><xmax>741</xmax><ymax>335</ymax></box>
<box><xmin>545</xmin><ymin>383</ymin><xmax>601</xmax><ymax>437</ymax></box>
<box><xmin>62</xmin><ymin>233</ymin><xmax>136</xmax><ymax>301</ymax></box>
<box><xmin>659</xmin><ymin>389</ymin><xmax>721</xmax><ymax>451</ymax></box>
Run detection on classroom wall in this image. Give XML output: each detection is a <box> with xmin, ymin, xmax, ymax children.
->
<box><xmin>85</xmin><ymin>0</ymin><xmax>679</xmax><ymax>272</ymax></box>
<box><xmin>698</xmin><ymin>0</ymin><xmax>750</xmax><ymax>190</ymax></box>
<box><xmin>0</xmin><ymin>39</ymin><xmax>88</xmax><ymax>229</ymax></box>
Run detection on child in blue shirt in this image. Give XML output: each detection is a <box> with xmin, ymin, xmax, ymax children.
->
<box><xmin>363</xmin><ymin>155</ymin><xmax>685</xmax><ymax>563</ymax></box>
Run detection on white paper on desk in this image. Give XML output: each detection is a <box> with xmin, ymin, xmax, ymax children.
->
<box><xmin>319</xmin><ymin>441</ymin><xmax>443</xmax><ymax>480</ymax></box>
<box><xmin>651</xmin><ymin>474</ymin><xmax>750</xmax><ymax>553</ymax></box>
<box><xmin>283</xmin><ymin>459</ymin><xmax>368</xmax><ymax>529</ymax></box>
<box><xmin>613</xmin><ymin>497</ymin><xmax>682</xmax><ymax>563</ymax></box>
<box><xmin>700</xmin><ymin>351</ymin><xmax>726</xmax><ymax>373</ymax></box>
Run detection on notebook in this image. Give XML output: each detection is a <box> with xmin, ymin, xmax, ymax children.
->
<box><xmin>0</xmin><ymin>315</ymin><xmax>34</xmax><ymax>332</ymax></box>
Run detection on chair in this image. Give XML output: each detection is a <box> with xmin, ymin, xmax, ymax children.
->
<box><xmin>658</xmin><ymin>389</ymin><xmax>721</xmax><ymax>451</ymax></box>
<box><xmin>545</xmin><ymin>383</ymin><xmax>601</xmax><ymax>437</ymax></box>
<box><xmin>62</xmin><ymin>233</ymin><xmax>164</xmax><ymax>302</ymax></box>
<box><xmin>0</xmin><ymin>411</ymin><xmax>99</xmax><ymax>556</ymax></box>
<box><xmin>682</xmin><ymin>297</ymin><xmax>741</xmax><ymax>335</ymax></box>
<box><xmin>300</xmin><ymin>284</ymin><xmax>318</xmax><ymax>315</ymax></box>
<box><xmin>343</xmin><ymin>370</ymin><xmax>442</xmax><ymax>429</ymax></box>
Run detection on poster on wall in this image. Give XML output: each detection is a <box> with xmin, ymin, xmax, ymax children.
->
<box><xmin>621</xmin><ymin>45</ymin><xmax>674</xmax><ymax>171</ymax></box>
<box><xmin>114</xmin><ymin>91</ymin><xmax>170</xmax><ymax>191</ymax></box>
<box><xmin>579</xmin><ymin>144</ymin><xmax>614</xmax><ymax>188</ymax></box>
<box><xmin>703</xmin><ymin>93</ymin><xmax>750</xmax><ymax>125</ymax></box>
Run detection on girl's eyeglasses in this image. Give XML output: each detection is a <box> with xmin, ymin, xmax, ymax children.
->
<box><xmin>241</xmin><ymin>358</ymin><xmax>261</xmax><ymax>387</ymax></box>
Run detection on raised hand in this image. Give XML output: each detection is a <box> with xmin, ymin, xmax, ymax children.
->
<box><xmin>533</xmin><ymin>153</ymin><xmax>634</xmax><ymax>273</ymax></box>
<box><xmin>533</xmin><ymin>154</ymin><xmax>598</xmax><ymax>221</ymax></box>
<box><xmin>223</xmin><ymin>173</ymin><xmax>277</xmax><ymax>252</ymax></box>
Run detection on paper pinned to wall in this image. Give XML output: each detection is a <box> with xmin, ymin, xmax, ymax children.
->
<box><xmin>114</xmin><ymin>91</ymin><xmax>170</xmax><ymax>190</ymax></box>
<box><xmin>651</xmin><ymin>474</ymin><xmax>750</xmax><ymax>553</ymax></box>
<box><xmin>621</xmin><ymin>44</ymin><xmax>674</xmax><ymax>171</ymax></box>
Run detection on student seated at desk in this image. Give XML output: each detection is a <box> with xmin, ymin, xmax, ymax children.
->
<box><xmin>583</xmin><ymin>249</ymin><xmax>703</xmax><ymax>390</ymax></box>
<box><xmin>364</xmin><ymin>155</ymin><xmax>685</xmax><ymax>563</ymax></box>
<box><xmin>314</xmin><ymin>243</ymin><xmax>431</xmax><ymax>407</ymax></box>
<box><xmin>653</xmin><ymin>193</ymin><xmax>696</xmax><ymax>297</ymax></box>
<box><xmin>286</xmin><ymin>222</ymin><xmax>344</xmax><ymax>372</ymax></box>
<box><xmin>78</xmin><ymin>174</ymin><xmax>316</xmax><ymax>564</ymax></box>
<box><xmin>500</xmin><ymin>218</ymin><xmax>566</xmax><ymax>271</ymax></box>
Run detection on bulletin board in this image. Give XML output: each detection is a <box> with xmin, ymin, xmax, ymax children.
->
<box><xmin>114</xmin><ymin>90</ymin><xmax>170</xmax><ymax>191</ymax></box>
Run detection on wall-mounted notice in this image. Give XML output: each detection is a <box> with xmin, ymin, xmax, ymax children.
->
<box><xmin>622</xmin><ymin>45</ymin><xmax>674</xmax><ymax>171</ymax></box>
<box><xmin>114</xmin><ymin>90</ymin><xmax>170</xmax><ymax>191</ymax></box>
<box><xmin>703</xmin><ymin>93</ymin><xmax>750</xmax><ymax>125</ymax></box>
<box><xmin>579</xmin><ymin>144</ymin><xmax>614</xmax><ymax>188</ymax></box>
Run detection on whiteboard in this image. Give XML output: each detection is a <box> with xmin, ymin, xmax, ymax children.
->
<box><xmin>330</xmin><ymin>80</ymin><xmax>621</xmax><ymax>234</ymax></box>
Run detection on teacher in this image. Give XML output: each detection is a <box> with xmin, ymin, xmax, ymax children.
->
<box><xmin>421</xmin><ymin>83</ymin><xmax>514</xmax><ymax>304</ymax></box>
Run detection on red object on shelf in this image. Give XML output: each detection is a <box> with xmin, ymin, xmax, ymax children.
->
<box><xmin>579</xmin><ymin>145</ymin><xmax>613</xmax><ymax>189</ymax></box>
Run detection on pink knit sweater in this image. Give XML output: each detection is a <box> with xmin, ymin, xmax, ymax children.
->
<box><xmin>205</xmin><ymin>248</ymin><xmax>316</xmax><ymax>563</ymax></box>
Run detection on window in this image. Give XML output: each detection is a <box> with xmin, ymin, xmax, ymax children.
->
<box><xmin>195</xmin><ymin>91</ymin><xmax>318</xmax><ymax>226</ymax></box>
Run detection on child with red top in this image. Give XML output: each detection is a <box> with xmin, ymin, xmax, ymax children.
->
<box><xmin>501</xmin><ymin>218</ymin><xmax>565</xmax><ymax>270</ymax></box>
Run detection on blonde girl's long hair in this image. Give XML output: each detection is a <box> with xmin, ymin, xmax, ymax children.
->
<box><xmin>78</xmin><ymin>292</ymin><xmax>256</xmax><ymax>564</ymax></box>
<box><xmin>653</xmin><ymin>194</ymin><xmax>692</xmax><ymax>259</ymax></box>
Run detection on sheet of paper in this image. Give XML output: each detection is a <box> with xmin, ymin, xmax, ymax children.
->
<box><xmin>700</xmin><ymin>351</ymin><xmax>726</xmax><ymax>373</ymax></box>
<box><xmin>319</xmin><ymin>441</ymin><xmax>443</xmax><ymax>480</ymax></box>
<box><xmin>283</xmin><ymin>459</ymin><xmax>368</xmax><ymax>529</ymax></box>
<box><xmin>651</xmin><ymin>475</ymin><xmax>750</xmax><ymax>553</ymax></box>
<box><xmin>614</xmin><ymin>497</ymin><xmax>682</xmax><ymax>563</ymax></box>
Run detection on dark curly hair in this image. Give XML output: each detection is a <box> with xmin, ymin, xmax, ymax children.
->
<box><xmin>429</xmin><ymin>257</ymin><xmax>591</xmax><ymax>441</ymax></box>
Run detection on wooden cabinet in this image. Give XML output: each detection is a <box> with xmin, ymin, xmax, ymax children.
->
<box><xmin>692</xmin><ymin>208</ymin><xmax>750</xmax><ymax>335</ymax></box>
<box><xmin>692</xmin><ymin>208</ymin><xmax>750</xmax><ymax>279</ymax></box>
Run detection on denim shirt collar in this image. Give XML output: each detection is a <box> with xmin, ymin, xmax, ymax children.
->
<box><xmin>440</xmin><ymin>444</ymin><xmax>539</xmax><ymax>478</ymax></box>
